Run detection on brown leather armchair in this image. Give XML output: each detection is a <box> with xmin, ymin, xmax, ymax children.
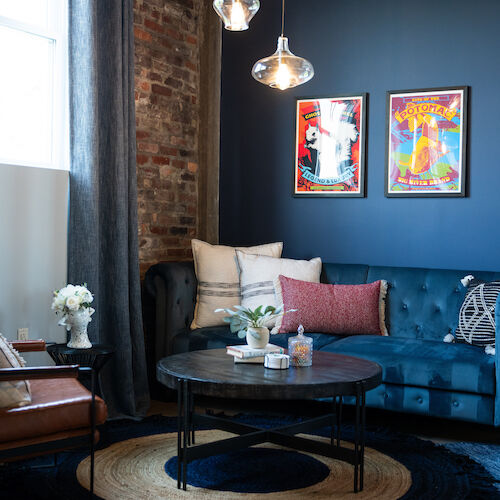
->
<box><xmin>0</xmin><ymin>340</ymin><xmax>108</xmax><ymax>497</ymax></box>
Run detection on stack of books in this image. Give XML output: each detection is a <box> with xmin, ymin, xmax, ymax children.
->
<box><xmin>226</xmin><ymin>344</ymin><xmax>285</xmax><ymax>364</ymax></box>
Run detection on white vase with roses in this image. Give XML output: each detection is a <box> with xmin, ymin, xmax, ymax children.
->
<box><xmin>52</xmin><ymin>284</ymin><xmax>95</xmax><ymax>349</ymax></box>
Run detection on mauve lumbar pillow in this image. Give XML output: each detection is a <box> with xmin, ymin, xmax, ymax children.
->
<box><xmin>273</xmin><ymin>275</ymin><xmax>388</xmax><ymax>336</ymax></box>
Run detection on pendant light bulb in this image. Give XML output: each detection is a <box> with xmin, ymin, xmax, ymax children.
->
<box><xmin>251</xmin><ymin>36</ymin><xmax>314</xmax><ymax>90</ymax></box>
<box><xmin>230</xmin><ymin>1</ymin><xmax>245</xmax><ymax>30</ymax></box>
<box><xmin>276</xmin><ymin>62</ymin><xmax>291</xmax><ymax>91</ymax></box>
<box><xmin>213</xmin><ymin>0</ymin><xmax>260</xmax><ymax>32</ymax></box>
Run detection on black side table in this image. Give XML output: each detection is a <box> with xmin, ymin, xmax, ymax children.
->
<box><xmin>47</xmin><ymin>343</ymin><xmax>115</xmax><ymax>396</ymax></box>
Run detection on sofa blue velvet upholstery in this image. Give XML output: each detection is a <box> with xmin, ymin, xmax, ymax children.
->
<box><xmin>144</xmin><ymin>261</ymin><xmax>500</xmax><ymax>426</ymax></box>
<box><xmin>324</xmin><ymin>336</ymin><xmax>496</xmax><ymax>395</ymax></box>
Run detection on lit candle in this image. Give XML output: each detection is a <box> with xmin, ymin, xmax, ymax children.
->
<box><xmin>288</xmin><ymin>324</ymin><xmax>312</xmax><ymax>367</ymax></box>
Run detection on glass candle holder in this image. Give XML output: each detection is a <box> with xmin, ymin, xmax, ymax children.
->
<box><xmin>288</xmin><ymin>325</ymin><xmax>313</xmax><ymax>367</ymax></box>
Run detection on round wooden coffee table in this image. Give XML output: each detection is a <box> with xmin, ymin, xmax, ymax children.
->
<box><xmin>157</xmin><ymin>349</ymin><xmax>382</xmax><ymax>493</ymax></box>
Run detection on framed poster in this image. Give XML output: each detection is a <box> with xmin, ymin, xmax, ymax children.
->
<box><xmin>294</xmin><ymin>94</ymin><xmax>367</xmax><ymax>197</ymax></box>
<box><xmin>385</xmin><ymin>86</ymin><xmax>468</xmax><ymax>197</ymax></box>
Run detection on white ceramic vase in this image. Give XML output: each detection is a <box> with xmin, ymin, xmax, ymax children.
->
<box><xmin>66</xmin><ymin>309</ymin><xmax>93</xmax><ymax>349</ymax></box>
<box><xmin>246</xmin><ymin>326</ymin><xmax>269</xmax><ymax>349</ymax></box>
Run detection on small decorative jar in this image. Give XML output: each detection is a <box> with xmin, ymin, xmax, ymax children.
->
<box><xmin>288</xmin><ymin>324</ymin><xmax>313</xmax><ymax>367</ymax></box>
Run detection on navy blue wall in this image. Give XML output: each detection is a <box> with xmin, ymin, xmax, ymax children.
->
<box><xmin>220</xmin><ymin>0</ymin><xmax>500</xmax><ymax>271</ymax></box>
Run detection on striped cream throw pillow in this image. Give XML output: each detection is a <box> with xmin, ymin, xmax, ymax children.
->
<box><xmin>0</xmin><ymin>333</ymin><xmax>31</xmax><ymax>408</ymax></box>
<box><xmin>236</xmin><ymin>252</ymin><xmax>322</xmax><ymax>326</ymax></box>
<box><xmin>191</xmin><ymin>240</ymin><xmax>283</xmax><ymax>329</ymax></box>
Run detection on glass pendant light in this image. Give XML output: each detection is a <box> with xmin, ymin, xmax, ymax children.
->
<box><xmin>251</xmin><ymin>0</ymin><xmax>314</xmax><ymax>90</ymax></box>
<box><xmin>213</xmin><ymin>0</ymin><xmax>260</xmax><ymax>32</ymax></box>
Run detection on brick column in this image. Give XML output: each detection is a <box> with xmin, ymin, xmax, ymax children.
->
<box><xmin>134</xmin><ymin>0</ymin><xmax>217</xmax><ymax>277</ymax></box>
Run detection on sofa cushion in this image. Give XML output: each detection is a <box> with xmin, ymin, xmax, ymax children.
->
<box><xmin>321</xmin><ymin>335</ymin><xmax>495</xmax><ymax>396</ymax></box>
<box><xmin>0</xmin><ymin>334</ymin><xmax>31</xmax><ymax>409</ymax></box>
<box><xmin>274</xmin><ymin>276</ymin><xmax>388</xmax><ymax>336</ymax></box>
<box><xmin>0</xmin><ymin>378</ymin><xmax>107</xmax><ymax>444</ymax></box>
<box><xmin>237</xmin><ymin>253</ymin><xmax>322</xmax><ymax>326</ymax></box>
<box><xmin>191</xmin><ymin>240</ymin><xmax>283</xmax><ymax>329</ymax></box>
<box><xmin>455</xmin><ymin>278</ymin><xmax>499</xmax><ymax>349</ymax></box>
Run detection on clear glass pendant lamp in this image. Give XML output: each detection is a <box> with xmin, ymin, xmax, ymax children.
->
<box><xmin>252</xmin><ymin>36</ymin><xmax>314</xmax><ymax>90</ymax></box>
<box><xmin>213</xmin><ymin>0</ymin><xmax>260</xmax><ymax>31</ymax></box>
<box><xmin>251</xmin><ymin>0</ymin><xmax>314</xmax><ymax>90</ymax></box>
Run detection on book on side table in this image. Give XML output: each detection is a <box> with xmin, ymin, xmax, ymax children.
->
<box><xmin>233</xmin><ymin>356</ymin><xmax>265</xmax><ymax>364</ymax></box>
<box><xmin>227</xmin><ymin>344</ymin><xmax>285</xmax><ymax>364</ymax></box>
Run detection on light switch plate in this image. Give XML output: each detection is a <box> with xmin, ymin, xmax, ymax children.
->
<box><xmin>17</xmin><ymin>328</ymin><xmax>29</xmax><ymax>341</ymax></box>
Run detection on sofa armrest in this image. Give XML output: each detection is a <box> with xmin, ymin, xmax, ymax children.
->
<box><xmin>0</xmin><ymin>365</ymin><xmax>79</xmax><ymax>382</ymax></box>
<box><xmin>10</xmin><ymin>340</ymin><xmax>46</xmax><ymax>352</ymax></box>
<box><xmin>144</xmin><ymin>261</ymin><xmax>197</xmax><ymax>360</ymax></box>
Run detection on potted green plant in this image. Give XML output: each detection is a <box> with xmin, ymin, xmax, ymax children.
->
<box><xmin>215</xmin><ymin>305</ymin><xmax>294</xmax><ymax>349</ymax></box>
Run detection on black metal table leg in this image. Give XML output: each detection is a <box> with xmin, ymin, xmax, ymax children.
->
<box><xmin>90</xmin><ymin>368</ymin><xmax>96</xmax><ymax>498</ymax></box>
<box><xmin>336</xmin><ymin>396</ymin><xmax>343</xmax><ymax>447</ymax></box>
<box><xmin>190</xmin><ymin>391</ymin><xmax>195</xmax><ymax>445</ymax></box>
<box><xmin>330</xmin><ymin>395</ymin><xmax>336</xmax><ymax>446</ymax></box>
<box><xmin>182</xmin><ymin>380</ymin><xmax>189</xmax><ymax>491</ymax></box>
<box><xmin>360</xmin><ymin>383</ymin><xmax>366</xmax><ymax>492</ymax></box>
<box><xmin>354</xmin><ymin>382</ymin><xmax>361</xmax><ymax>493</ymax></box>
<box><xmin>176</xmin><ymin>378</ymin><xmax>182</xmax><ymax>490</ymax></box>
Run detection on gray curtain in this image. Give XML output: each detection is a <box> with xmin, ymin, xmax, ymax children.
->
<box><xmin>68</xmin><ymin>0</ymin><xmax>150</xmax><ymax>417</ymax></box>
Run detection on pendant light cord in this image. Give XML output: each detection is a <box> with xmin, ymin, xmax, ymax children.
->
<box><xmin>281</xmin><ymin>0</ymin><xmax>285</xmax><ymax>36</ymax></box>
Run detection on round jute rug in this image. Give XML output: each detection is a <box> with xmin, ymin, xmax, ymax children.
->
<box><xmin>77</xmin><ymin>430</ymin><xmax>412</xmax><ymax>499</ymax></box>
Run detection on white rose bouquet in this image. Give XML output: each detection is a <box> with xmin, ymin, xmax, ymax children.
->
<box><xmin>52</xmin><ymin>284</ymin><xmax>95</xmax><ymax>331</ymax></box>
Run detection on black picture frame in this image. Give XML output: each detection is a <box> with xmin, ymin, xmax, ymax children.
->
<box><xmin>385</xmin><ymin>86</ymin><xmax>469</xmax><ymax>198</ymax></box>
<box><xmin>294</xmin><ymin>93</ymin><xmax>368</xmax><ymax>198</ymax></box>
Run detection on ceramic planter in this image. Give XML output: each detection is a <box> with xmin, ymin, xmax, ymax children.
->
<box><xmin>246</xmin><ymin>326</ymin><xmax>269</xmax><ymax>349</ymax></box>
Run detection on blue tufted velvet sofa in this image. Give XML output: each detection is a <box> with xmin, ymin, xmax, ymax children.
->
<box><xmin>144</xmin><ymin>261</ymin><xmax>500</xmax><ymax>426</ymax></box>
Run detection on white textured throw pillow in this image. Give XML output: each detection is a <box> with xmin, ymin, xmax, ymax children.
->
<box><xmin>191</xmin><ymin>240</ymin><xmax>283</xmax><ymax>329</ymax></box>
<box><xmin>236</xmin><ymin>252</ymin><xmax>322</xmax><ymax>323</ymax></box>
<box><xmin>0</xmin><ymin>334</ymin><xmax>31</xmax><ymax>409</ymax></box>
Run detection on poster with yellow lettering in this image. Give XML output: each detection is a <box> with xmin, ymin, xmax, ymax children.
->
<box><xmin>294</xmin><ymin>95</ymin><xmax>366</xmax><ymax>197</ymax></box>
<box><xmin>386</xmin><ymin>87</ymin><xmax>468</xmax><ymax>197</ymax></box>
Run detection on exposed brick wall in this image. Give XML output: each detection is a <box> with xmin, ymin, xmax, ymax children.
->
<box><xmin>134</xmin><ymin>0</ymin><xmax>201</xmax><ymax>276</ymax></box>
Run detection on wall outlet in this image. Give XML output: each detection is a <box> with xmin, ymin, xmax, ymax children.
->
<box><xmin>17</xmin><ymin>328</ymin><xmax>29</xmax><ymax>341</ymax></box>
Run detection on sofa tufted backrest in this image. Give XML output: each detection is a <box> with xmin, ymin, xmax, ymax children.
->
<box><xmin>321</xmin><ymin>263</ymin><xmax>369</xmax><ymax>285</ymax></box>
<box><xmin>322</xmin><ymin>263</ymin><xmax>500</xmax><ymax>341</ymax></box>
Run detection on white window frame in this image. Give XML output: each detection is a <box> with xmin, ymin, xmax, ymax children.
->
<box><xmin>0</xmin><ymin>1</ymin><xmax>69</xmax><ymax>171</ymax></box>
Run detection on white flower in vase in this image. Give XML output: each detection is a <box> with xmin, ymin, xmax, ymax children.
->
<box><xmin>65</xmin><ymin>295</ymin><xmax>81</xmax><ymax>311</ymax></box>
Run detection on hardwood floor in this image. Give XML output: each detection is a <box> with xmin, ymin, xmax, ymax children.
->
<box><xmin>148</xmin><ymin>400</ymin><xmax>177</xmax><ymax>417</ymax></box>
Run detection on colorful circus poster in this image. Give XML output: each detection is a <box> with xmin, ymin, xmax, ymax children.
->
<box><xmin>294</xmin><ymin>95</ymin><xmax>366</xmax><ymax>197</ymax></box>
<box><xmin>386</xmin><ymin>87</ymin><xmax>468</xmax><ymax>197</ymax></box>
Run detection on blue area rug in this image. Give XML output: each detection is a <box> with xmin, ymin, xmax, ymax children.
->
<box><xmin>0</xmin><ymin>414</ymin><xmax>499</xmax><ymax>499</ymax></box>
<box><xmin>443</xmin><ymin>442</ymin><xmax>500</xmax><ymax>491</ymax></box>
<box><xmin>165</xmin><ymin>447</ymin><xmax>330</xmax><ymax>493</ymax></box>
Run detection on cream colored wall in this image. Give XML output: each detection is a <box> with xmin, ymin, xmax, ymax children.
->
<box><xmin>0</xmin><ymin>164</ymin><xmax>68</xmax><ymax>364</ymax></box>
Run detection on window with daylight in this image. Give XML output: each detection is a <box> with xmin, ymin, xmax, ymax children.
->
<box><xmin>0</xmin><ymin>0</ymin><xmax>68</xmax><ymax>170</ymax></box>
